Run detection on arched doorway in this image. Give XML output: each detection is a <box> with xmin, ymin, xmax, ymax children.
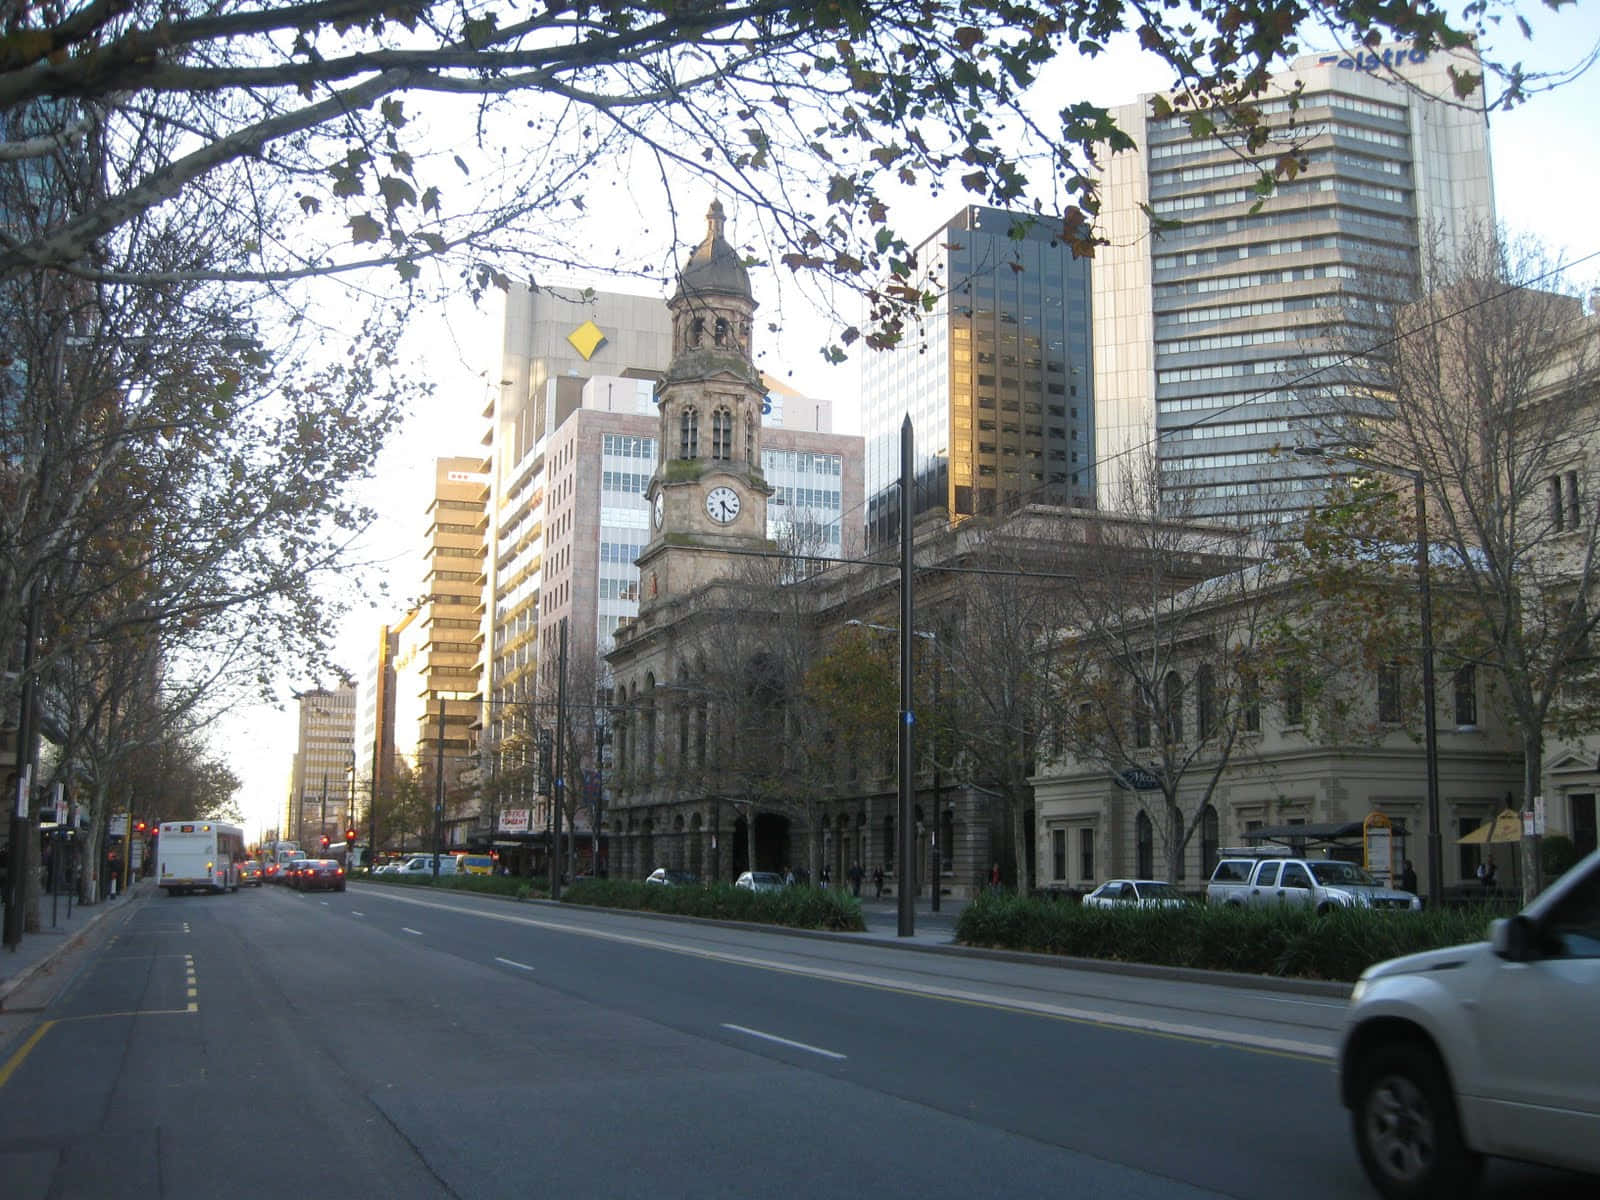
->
<box><xmin>689</xmin><ymin>813</ymin><xmax>704</xmax><ymax>878</ymax></box>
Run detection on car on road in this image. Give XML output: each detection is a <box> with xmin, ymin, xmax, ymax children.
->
<box><xmin>396</xmin><ymin>854</ymin><xmax>458</xmax><ymax>877</ymax></box>
<box><xmin>734</xmin><ymin>871</ymin><xmax>786</xmax><ymax>893</ymax></box>
<box><xmin>645</xmin><ymin>868</ymin><xmax>700</xmax><ymax>886</ymax></box>
<box><xmin>1208</xmin><ymin>855</ymin><xmax>1420</xmax><ymax>912</ymax></box>
<box><xmin>1337</xmin><ymin>846</ymin><xmax>1600</xmax><ymax>1199</ymax></box>
<box><xmin>1081</xmin><ymin>878</ymin><xmax>1187</xmax><ymax>909</ymax></box>
<box><xmin>293</xmin><ymin>859</ymin><xmax>346</xmax><ymax>892</ymax></box>
<box><xmin>239</xmin><ymin>860</ymin><xmax>264</xmax><ymax>887</ymax></box>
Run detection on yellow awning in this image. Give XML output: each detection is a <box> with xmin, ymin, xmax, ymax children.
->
<box><xmin>1455</xmin><ymin>808</ymin><xmax>1524</xmax><ymax>844</ymax></box>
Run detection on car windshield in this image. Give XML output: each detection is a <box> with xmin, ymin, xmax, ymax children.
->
<box><xmin>1310</xmin><ymin>861</ymin><xmax>1378</xmax><ymax>886</ymax></box>
<box><xmin>1137</xmin><ymin>882</ymin><xmax>1181</xmax><ymax>899</ymax></box>
<box><xmin>750</xmin><ymin>873</ymin><xmax>781</xmax><ymax>884</ymax></box>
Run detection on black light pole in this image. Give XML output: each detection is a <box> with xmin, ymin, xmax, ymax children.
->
<box><xmin>319</xmin><ymin>770</ymin><xmax>328</xmax><ymax>850</ymax></box>
<box><xmin>898</xmin><ymin>416</ymin><xmax>916</xmax><ymax>938</ymax></box>
<box><xmin>1410</xmin><ymin>471</ymin><xmax>1443</xmax><ymax>911</ymax></box>
<box><xmin>432</xmin><ymin>697</ymin><xmax>446</xmax><ymax>880</ymax></box>
<box><xmin>1296</xmin><ymin>445</ymin><xmax>1442</xmax><ymax>908</ymax></box>
<box><xmin>550</xmin><ymin>618</ymin><xmax>569</xmax><ymax>900</ymax></box>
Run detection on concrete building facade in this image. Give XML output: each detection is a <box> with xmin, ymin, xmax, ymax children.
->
<box><xmin>290</xmin><ymin>686</ymin><xmax>356</xmax><ymax>850</ymax></box>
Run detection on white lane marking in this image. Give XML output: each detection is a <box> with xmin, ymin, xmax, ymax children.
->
<box><xmin>494</xmin><ymin>957</ymin><xmax>535</xmax><ymax>971</ymax></box>
<box><xmin>359</xmin><ymin>890</ymin><xmax>1333</xmax><ymax>1059</ymax></box>
<box><xmin>351</xmin><ymin>911</ymin><xmax>365</xmax><ymax>918</ymax></box>
<box><xmin>401</xmin><ymin>927</ymin><xmax>424</xmax><ymax>936</ymax></box>
<box><xmin>724</xmin><ymin>1023</ymin><xmax>846</xmax><ymax>1060</ymax></box>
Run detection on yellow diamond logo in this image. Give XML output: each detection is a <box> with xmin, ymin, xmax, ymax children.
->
<box><xmin>567</xmin><ymin>319</ymin><xmax>606</xmax><ymax>361</ymax></box>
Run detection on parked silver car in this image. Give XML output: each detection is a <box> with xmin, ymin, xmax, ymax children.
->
<box><xmin>735</xmin><ymin>871</ymin><xmax>786</xmax><ymax>893</ymax></box>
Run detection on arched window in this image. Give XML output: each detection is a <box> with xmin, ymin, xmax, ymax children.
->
<box><xmin>1195</xmin><ymin>664</ymin><xmax>1216</xmax><ymax>740</ymax></box>
<box><xmin>711</xmin><ymin>407</ymin><xmax>733</xmax><ymax>460</ymax></box>
<box><xmin>1163</xmin><ymin>671</ymin><xmax>1184</xmax><ymax>744</ymax></box>
<box><xmin>714</xmin><ymin>316</ymin><xmax>729</xmax><ymax>346</ymax></box>
<box><xmin>1201</xmin><ymin>805</ymin><xmax>1220</xmax><ymax>879</ymax></box>
<box><xmin>746</xmin><ymin>413</ymin><xmax>756</xmax><ymax>464</ymax></box>
<box><xmin>680</xmin><ymin>407</ymin><xmax>699</xmax><ymax>459</ymax></box>
<box><xmin>1136</xmin><ymin>810</ymin><xmax>1154</xmax><ymax>879</ymax></box>
<box><xmin>688</xmin><ymin>316</ymin><xmax>704</xmax><ymax>348</ymax></box>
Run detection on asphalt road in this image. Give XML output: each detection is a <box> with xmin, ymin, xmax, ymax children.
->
<box><xmin>1</xmin><ymin>882</ymin><xmax>1591</xmax><ymax>1200</ymax></box>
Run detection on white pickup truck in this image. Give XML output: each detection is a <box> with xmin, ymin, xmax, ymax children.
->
<box><xmin>1206</xmin><ymin>856</ymin><xmax>1420</xmax><ymax>912</ymax></box>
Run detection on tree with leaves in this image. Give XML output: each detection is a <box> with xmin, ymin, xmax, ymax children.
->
<box><xmin>1</xmin><ymin>2</ymin><xmax>1557</xmax><ymax>354</ymax></box>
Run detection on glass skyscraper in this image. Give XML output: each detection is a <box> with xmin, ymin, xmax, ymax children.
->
<box><xmin>861</xmin><ymin>206</ymin><xmax>1095</xmax><ymax>549</ymax></box>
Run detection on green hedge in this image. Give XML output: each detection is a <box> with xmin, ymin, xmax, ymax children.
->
<box><xmin>955</xmin><ymin>893</ymin><xmax>1520</xmax><ymax>982</ymax></box>
<box><xmin>563</xmin><ymin>879</ymin><xmax>866</xmax><ymax>932</ymax></box>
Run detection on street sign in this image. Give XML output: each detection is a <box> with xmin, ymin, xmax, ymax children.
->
<box><xmin>109</xmin><ymin>814</ymin><xmax>128</xmax><ymax>836</ymax></box>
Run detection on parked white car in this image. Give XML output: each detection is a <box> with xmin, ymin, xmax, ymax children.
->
<box><xmin>1081</xmin><ymin>879</ymin><xmax>1187</xmax><ymax>909</ymax></box>
<box><xmin>396</xmin><ymin>854</ymin><xmax>458</xmax><ymax>876</ymax></box>
<box><xmin>1337</xmin><ymin>847</ymin><xmax>1600</xmax><ymax>1198</ymax></box>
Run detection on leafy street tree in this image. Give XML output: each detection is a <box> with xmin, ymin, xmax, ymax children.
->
<box><xmin>2</xmin><ymin>2</ymin><xmax>1557</xmax><ymax>352</ymax></box>
<box><xmin>1317</xmin><ymin>229</ymin><xmax>1600</xmax><ymax>897</ymax></box>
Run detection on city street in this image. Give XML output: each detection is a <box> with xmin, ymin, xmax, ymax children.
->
<box><xmin>0</xmin><ymin>884</ymin><xmax>1590</xmax><ymax>1200</ymax></box>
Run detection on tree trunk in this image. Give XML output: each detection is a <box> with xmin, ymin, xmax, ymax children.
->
<box><xmin>1011</xmin><ymin>790</ymin><xmax>1031</xmax><ymax>894</ymax></box>
<box><xmin>744</xmin><ymin>805</ymin><xmax>758</xmax><ymax>875</ymax></box>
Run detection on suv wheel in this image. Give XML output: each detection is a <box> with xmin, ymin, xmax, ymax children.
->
<box><xmin>1352</xmin><ymin>1040</ymin><xmax>1480</xmax><ymax>1200</ymax></box>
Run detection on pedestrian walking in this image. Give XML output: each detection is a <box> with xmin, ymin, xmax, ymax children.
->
<box><xmin>1477</xmin><ymin>859</ymin><xmax>1497</xmax><ymax>889</ymax></box>
<box><xmin>819</xmin><ymin>863</ymin><xmax>831</xmax><ymax>889</ymax></box>
<box><xmin>872</xmin><ymin>865</ymin><xmax>884</xmax><ymax>899</ymax></box>
<box><xmin>1400</xmin><ymin>859</ymin><xmax>1418</xmax><ymax>895</ymax></box>
<box><xmin>848</xmin><ymin>861</ymin><xmax>864</xmax><ymax>897</ymax></box>
<box><xmin>988</xmin><ymin>861</ymin><xmax>1001</xmax><ymax>891</ymax></box>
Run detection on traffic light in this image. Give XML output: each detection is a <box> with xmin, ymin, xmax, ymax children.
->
<box><xmin>345</xmin><ymin>827</ymin><xmax>357</xmax><ymax>845</ymax></box>
<box><xmin>320</xmin><ymin>835</ymin><xmax>330</xmax><ymax>850</ymax></box>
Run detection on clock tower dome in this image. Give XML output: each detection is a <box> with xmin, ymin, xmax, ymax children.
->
<box><xmin>639</xmin><ymin>201</ymin><xmax>772</xmax><ymax>610</ymax></box>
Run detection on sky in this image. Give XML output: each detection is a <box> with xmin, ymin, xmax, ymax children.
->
<box><xmin>217</xmin><ymin>8</ymin><xmax>1600</xmax><ymax>843</ymax></box>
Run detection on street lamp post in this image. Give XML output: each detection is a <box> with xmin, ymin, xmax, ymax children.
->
<box><xmin>1296</xmin><ymin>445</ymin><xmax>1442</xmax><ymax>908</ymax></box>
<box><xmin>846</xmin><ymin>614</ymin><xmax>939</xmax><ymax>932</ymax></box>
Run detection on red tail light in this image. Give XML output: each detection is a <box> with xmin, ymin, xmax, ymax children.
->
<box><xmin>335</xmin><ymin>868</ymin><xmax>344</xmax><ymax>876</ymax></box>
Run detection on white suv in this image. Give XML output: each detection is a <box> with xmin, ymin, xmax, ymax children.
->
<box><xmin>1337</xmin><ymin>847</ymin><xmax>1600</xmax><ymax>1198</ymax></box>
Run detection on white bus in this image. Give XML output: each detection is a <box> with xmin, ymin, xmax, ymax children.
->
<box><xmin>158</xmin><ymin>820</ymin><xmax>246</xmax><ymax>895</ymax></box>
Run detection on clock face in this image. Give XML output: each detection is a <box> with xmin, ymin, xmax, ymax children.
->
<box><xmin>653</xmin><ymin>492</ymin><xmax>664</xmax><ymax>530</ymax></box>
<box><xmin>705</xmin><ymin>485</ymin><xmax>741</xmax><ymax>524</ymax></box>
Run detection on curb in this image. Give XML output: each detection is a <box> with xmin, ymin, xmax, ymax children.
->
<box><xmin>354</xmin><ymin>880</ymin><xmax>1351</xmax><ymax>999</ymax></box>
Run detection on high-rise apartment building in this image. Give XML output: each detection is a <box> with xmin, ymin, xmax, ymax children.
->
<box><xmin>1093</xmin><ymin>43</ymin><xmax>1493</xmax><ymax>522</ymax></box>
<box><xmin>861</xmin><ymin>205</ymin><xmax>1096</xmax><ymax>549</ymax></box>
<box><xmin>290</xmin><ymin>686</ymin><xmax>355</xmax><ymax>848</ymax></box>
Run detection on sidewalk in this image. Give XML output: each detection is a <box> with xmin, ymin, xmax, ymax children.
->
<box><xmin>0</xmin><ymin>879</ymin><xmax>149</xmax><ymax>1010</ymax></box>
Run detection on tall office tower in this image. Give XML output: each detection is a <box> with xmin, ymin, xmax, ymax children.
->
<box><xmin>1093</xmin><ymin>43</ymin><xmax>1493</xmax><ymax>522</ymax></box>
<box><xmin>390</xmin><ymin>458</ymin><xmax>489</xmax><ymax>849</ymax></box>
<box><xmin>290</xmin><ymin>686</ymin><xmax>356</xmax><ymax>849</ymax></box>
<box><xmin>482</xmin><ymin>284</ymin><xmax>673</xmax><ymax>717</ymax></box>
<box><xmin>353</xmin><ymin>624</ymin><xmax>402</xmax><ymax>844</ymax></box>
<box><xmin>861</xmin><ymin>205</ymin><xmax>1095</xmax><ymax>549</ymax></box>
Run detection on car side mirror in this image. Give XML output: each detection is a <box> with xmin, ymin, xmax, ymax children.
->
<box><xmin>1490</xmin><ymin>915</ymin><xmax>1535</xmax><ymax>963</ymax></box>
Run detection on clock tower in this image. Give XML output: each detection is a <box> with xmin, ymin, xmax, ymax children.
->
<box><xmin>639</xmin><ymin>201</ymin><xmax>772</xmax><ymax>610</ymax></box>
